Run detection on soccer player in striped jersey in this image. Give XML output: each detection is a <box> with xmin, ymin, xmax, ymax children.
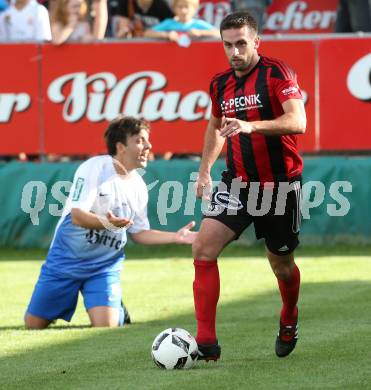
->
<box><xmin>192</xmin><ymin>11</ymin><xmax>306</xmax><ymax>360</ymax></box>
<box><xmin>25</xmin><ymin>116</ymin><xmax>197</xmax><ymax>329</ymax></box>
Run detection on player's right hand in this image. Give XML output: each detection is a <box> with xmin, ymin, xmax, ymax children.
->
<box><xmin>106</xmin><ymin>211</ymin><xmax>133</xmax><ymax>229</ymax></box>
<box><xmin>195</xmin><ymin>172</ymin><xmax>212</xmax><ymax>199</ymax></box>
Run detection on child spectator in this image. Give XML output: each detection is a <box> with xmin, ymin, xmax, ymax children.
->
<box><xmin>144</xmin><ymin>0</ymin><xmax>218</xmax><ymax>43</ymax></box>
<box><xmin>0</xmin><ymin>0</ymin><xmax>51</xmax><ymax>41</ymax></box>
<box><xmin>50</xmin><ymin>0</ymin><xmax>92</xmax><ymax>44</ymax></box>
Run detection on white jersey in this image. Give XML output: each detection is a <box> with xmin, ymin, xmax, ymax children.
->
<box><xmin>46</xmin><ymin>155</ymin><xmax>150</xmax><ymax>278</ymax></box>
<box><xmin>0</xmin><ymin>0</ymin><xmax>51</xmax><ymax>42</ymax></box>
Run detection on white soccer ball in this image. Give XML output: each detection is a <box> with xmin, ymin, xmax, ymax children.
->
<box><xmin>151</xmin><ymin>328</ymin><xmax>198</xmax><ymax>369</ymax></box>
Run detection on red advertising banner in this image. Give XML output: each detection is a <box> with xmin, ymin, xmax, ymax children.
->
<box><xmin>264</xmin><ymin>0</ymin><xmax>338</xmax><ymax>34</ymax></box>
<box><xmin>41</xmin><ymin>40</ymin><xmax>315</xmax><ymax>154</ymax></box>
<box><xmin>0</xmin><ymin>44</ymin><xmax>40</xmax><ymax>154</ymax></box>
<box><xmin>42</xmin><ymin>41</ymin><xmax>225</xmax><ymax>154</ymax></box>
<box><xmin>319</xmin><ymin>38</ymin><xmax>371</xmax><ymax>151</ymax></box>
<box><xmin>0</xmin><ymin>38</ymin><xmax>370</xmax><ymax>155</ymax></box>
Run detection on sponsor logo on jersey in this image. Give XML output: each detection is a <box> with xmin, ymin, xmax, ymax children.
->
<box><xmin>221</xmin><ymin>94</ymin><xmax>263</xmax><ymax>114</ymax></box>
<box><xmin>72</xmin><ymin>177</ymin><xmax>84</xmax><ymax>201</ymax></box>
<box><xmin>281</xmin><ymin>86</ymin><xmax>299</xmax><ymax>96</ymax></box>
<box><xmin>85</xmin><ymin>229</ymin><xmax>123</xmax><ymax>250</ymax></box>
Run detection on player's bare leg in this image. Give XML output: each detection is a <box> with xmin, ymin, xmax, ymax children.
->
<box><xmin>267</xmin><ymin>249</ymin><xmax>300</xmax><ymax>357</ymax></box>
<box><xmin>24</xmin><ymin>313</ymin><xmax>52</xmax><ymax>329</ymax></box>
<box><xmin>87</xmin><ymin>306</ymin><xmax>120</xmax><ymax>327</ymax></box>
<box><xmin>192</xmin><ymin>218</ymin><xmax>236</xmax><ymax>361</ymax></box>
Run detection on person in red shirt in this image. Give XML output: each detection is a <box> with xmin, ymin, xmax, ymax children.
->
<box><xmin>193</xmin><ymin>11</ymin><xmax>306</xmax><ymax>361</ymax></box>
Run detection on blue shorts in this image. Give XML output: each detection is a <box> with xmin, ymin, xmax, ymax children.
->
<box><xmin>26</xmin><ymin>264</ymin><xmax>124</xmax><ymax>323</ymax></box>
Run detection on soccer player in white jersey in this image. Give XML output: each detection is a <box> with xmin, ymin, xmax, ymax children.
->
<box><xmin>25</xmin><ymin>116</ymin><xmax>197</xmax><ymax>329</ymax></box>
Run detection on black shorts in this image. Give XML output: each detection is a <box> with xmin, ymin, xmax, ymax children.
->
<box><xmin>203</xmin><ymin>171</ymin><xmax>302</xmax><ymax>256</ymax></box>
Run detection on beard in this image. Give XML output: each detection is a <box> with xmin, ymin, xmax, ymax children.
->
<box><xmin>230</xmin><ymin>57</ymin><xmax>250</xmax><ymax>71</ymax></box>
<box><xmin>229</xmin><ymin>50</ymin><xmax>256</xmax><ymax>72</ymax></box>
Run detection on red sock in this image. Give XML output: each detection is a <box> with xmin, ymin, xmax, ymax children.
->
<box><xmin>277</xmin><ymin>264</ymin><xmax>300</xmax><ymax>325</ymax></box>
<box><xmin>193</xmin><ymin>259</ymin><xmax>220</xmax><ymax>345</ymax></box>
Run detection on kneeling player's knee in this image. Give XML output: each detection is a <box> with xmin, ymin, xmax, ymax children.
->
<box><xmin>24</xmin><ymin>314</ymin><xmax>50</xmax><ymax>329</ymax></box>
<box><xmin>91</xmin><ymin>319</ymin><xmax>119</xmax><ymax>328</ymax></box>
<box><xmin>88</xmin><ymin>306</ymin><xmax>120</xmax><ymax>327</ymax></box>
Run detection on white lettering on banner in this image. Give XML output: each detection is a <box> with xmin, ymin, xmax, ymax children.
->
<box><xmin>265</xmin><ymin>1</ymin><xmax>336</xmax><ymax>31</ymax></box>
<box><xmin>0</xmin><ymin>93</ymin><xmax>31</xmax><ymax>122</ymax></box>
<box><xmin>347</xmin><ymin>53</ymin><xmax>371</xmax><ymax>102</ymax></box>
<box><xmin>196</xmin><ymin>1</ymin><xmax>231</xmax><ymax>28</ymax></box>
<box><xmin>47</xmin><ymin>71</ymin><xmax>211</xmax><ymax>123</ymax></box>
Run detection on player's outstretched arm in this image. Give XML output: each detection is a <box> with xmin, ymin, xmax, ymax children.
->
<box><xmin>71</xmin><ymin>208</ymin><xmax>132</xmax><ymax>229</ymax></box>
<box><xmin>130</xmin><ymin>221</ymin><xmax>197</xmax><ymax>245</ymax></box>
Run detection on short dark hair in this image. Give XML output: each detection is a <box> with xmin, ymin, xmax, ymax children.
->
<box><xmin>220</xmin><ymin>11</ymin><xmax>257</xmax><ymax>36</ymax></box>
<box><xmin>104</xmin><ymin>116</ymin><xmax>150</xmax><ymax>156</ymax></box>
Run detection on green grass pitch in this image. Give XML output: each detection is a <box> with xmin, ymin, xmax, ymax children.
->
<box><xmin>0</xmin><ymin>246</ymin><xmax>371</xmax><ymax>389</ymax></box>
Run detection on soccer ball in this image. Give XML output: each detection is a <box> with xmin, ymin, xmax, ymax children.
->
<box><xmin>151</xmin><ymin>328</ymin><xmax>198</xmax><ymax>369</ymax></box>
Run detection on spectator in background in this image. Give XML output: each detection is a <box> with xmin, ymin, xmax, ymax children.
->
<box><xmin>144</xmin><ymin>0</ymin><xmax>219</xmax><ymax>44</ymax></box>
<box><xmin>335</xmin><ymin>0</ymin><xmax>371</xmax><ymax>32</ymax></box>
<box><xmin>196</xmin><ymin>0</ymin><xmax>231</xmax><ymax>29</ymax></box>
<box><xmin>38</xmin><ymin>0</ymin><xmax>107</xmax><ymax>39</ymax></box>
<box><xmin>51</xmin><ymin>0</ymin><xmax>92</xmax><ymax>44</ymax></box>
<box><xmin>0</xmin><ymin>0</ymin><xmax>9</xmax><ymax>13</ymax></box>
<box><xmin>0</xmin><ymin>0</ymin><xmax>51</xmax><ymax>41</ymax></box>
<box><xmin>231</xmin><ymin>0</ymin><xmax>271</xmax><ymax>32</ymax></box>
<box><xmin>91</xmin><ymin>0</ymin><xmax>108</xmax><ymax>38</ymax></box>
<box><xmin>110</xmin><ymin>0</ymin><xmax>173</xmax><ymax>38</ymax></box>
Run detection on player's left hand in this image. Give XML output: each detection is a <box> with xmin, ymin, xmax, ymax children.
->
<box><xmin>219</xmin><ymin>117</ymin><xmax>255</xmax><ymax>137</ymax></box>
<box><xmin>174</xmin><ymin>221</ymin><xmax>197</xmax><ymax>244</ymax></box>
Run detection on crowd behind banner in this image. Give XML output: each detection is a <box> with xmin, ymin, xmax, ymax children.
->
<box><xmin>0</xmin><ymin>0</ymin><xmax>370</xmax><ymax>45</ymax></box>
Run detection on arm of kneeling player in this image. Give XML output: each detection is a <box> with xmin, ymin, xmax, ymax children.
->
<box><xmin>71</xmin><ymin>208</ymin><xmax>131</xmax><ymax>229</ymax></box>
<box><xmin>130</xmin><ymin>221</ymin><xmax>197</xmax><ymax>245</ymax></box>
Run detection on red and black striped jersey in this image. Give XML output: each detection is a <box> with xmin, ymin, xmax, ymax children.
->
<box><xmin>210</xmin><ymin>55</ymin><xmax>304</xmax><ymax>184</ymax></box>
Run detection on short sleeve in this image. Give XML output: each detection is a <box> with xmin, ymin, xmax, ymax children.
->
<box><xmin>273</xmin><ymin>78</ymin><xmax>303</xmax><ymax>105</ymax></box>
<box><xmin>210</xmin><ymin>78</ymin><xmax>222</xmax><ymax>118</ymax></box>
<box><xmin>127</xmin><ymin>176</ymin><xmax>150</xmax><ymax>233</ymax></box>
<box><xmin>69</xmin><ymin>161</ymin><xmax>100</xmax><ymax>212</ymax></box>
<box><xmin>127</xmin><ymin>203</ymin><xmax>150</xmax><ymax>233</ymax></box>
<box><xmin>270</xmin><ymin>61</ymin><xmax>303</xmax><ymax>104</ymax></box>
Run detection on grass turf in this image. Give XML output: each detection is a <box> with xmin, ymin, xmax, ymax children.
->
<box><xmin>0</xmin><ymin>248</ymin><xmax>371</xmax><ymax>389</ymax></box>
